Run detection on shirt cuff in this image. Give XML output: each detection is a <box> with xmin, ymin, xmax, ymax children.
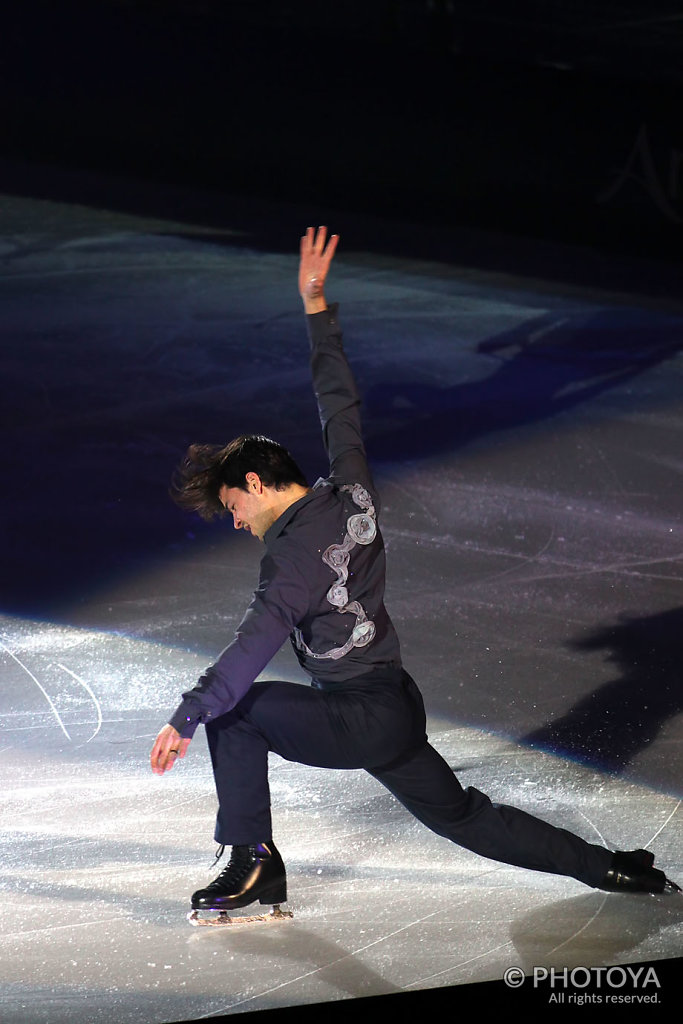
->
<box><xmin>168</xmin><ymin>703</ymin><xmax>202</xmax><ymax>739</ymax></box>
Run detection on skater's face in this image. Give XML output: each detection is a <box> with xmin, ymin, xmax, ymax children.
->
<box><xmin>219</xmin><ymin>474</ymin><xmax>278</xmax><ymax>542</ymax></box>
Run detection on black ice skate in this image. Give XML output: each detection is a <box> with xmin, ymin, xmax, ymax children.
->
<box><xmin>188</xmin><ymin>841</ymin><xmax>293</xmax><ymax>927</ymax></box>
<box><xmin>598</xmin><ymin>848</ymin><xmax>681</xmax><ymax>895</ymax></box>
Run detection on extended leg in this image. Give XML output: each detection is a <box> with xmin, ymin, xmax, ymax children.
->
<box><xmin>369</xmin><ymin>740</ymin><xmax>613</xmax><ymax>886</ymax></box>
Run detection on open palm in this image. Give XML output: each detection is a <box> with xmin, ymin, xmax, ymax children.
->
<box><xmin>298</xmin><ymin>225</ymin><xmax>339</xmax><ymax>302</ymax></box>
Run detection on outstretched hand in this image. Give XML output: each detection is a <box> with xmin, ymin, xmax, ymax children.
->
<box><xmin>150</xmin><ymin>723</ymin><xmax>191</xmax><ymax>775</ymax></box>
<box><xmin>299</xmin><ymin>226</ymin><xmax>339</xmax><ymax>314</ymax></box>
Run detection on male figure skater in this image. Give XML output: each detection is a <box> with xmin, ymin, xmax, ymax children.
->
<box><xmin>151</xmin><ymin>227</ymin><xmax>679</xmax><ymax>914</ymax></box>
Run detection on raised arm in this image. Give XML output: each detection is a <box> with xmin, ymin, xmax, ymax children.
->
<box><xmin>300</xmin><ymin>228</ymin><xmax>375</xmax><ymax>495</ymax></box>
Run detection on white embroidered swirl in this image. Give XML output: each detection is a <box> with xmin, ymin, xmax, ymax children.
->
<box><xmin>294</xmin><ymin>483</ymin><xmax>377</xmax><ymax>661</ymax></box>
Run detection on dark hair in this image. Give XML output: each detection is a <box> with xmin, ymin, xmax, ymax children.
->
<box><xmin>170</xmin><ymin>435</ymin><xmax>308</xmax><ymax>521</ymax></box>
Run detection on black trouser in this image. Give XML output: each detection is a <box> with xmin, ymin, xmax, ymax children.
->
<box><xmin>205</xmin><ymin>667</ymin><xmax>612</xmax><ymax>887</ymax></box>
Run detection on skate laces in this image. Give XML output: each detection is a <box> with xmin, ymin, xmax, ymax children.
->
<box><xmin>211</xmin><ymin>844</ymin><xmax>225</xmax><ymax>868</ymax></box>
<box><xmin>210</xmin><ymin>845</ymin><xmax>253</xmax><ymax>885</ymax></box>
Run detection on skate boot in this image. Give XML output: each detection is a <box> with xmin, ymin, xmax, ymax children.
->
<box><xmin>598</xmin><ymin>849</ymin><xmax>681</xmax><ymax>895</ymax></box>
<box><xmin>188</xmin><ymin>842</ymin><xmax>291</xmax><ymax>926</ymax></box>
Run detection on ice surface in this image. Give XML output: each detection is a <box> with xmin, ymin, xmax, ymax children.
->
<box><xmin>0</xmin><ymin>184</ymin><xmax>681</xmax><ymax>1022</ymax></box>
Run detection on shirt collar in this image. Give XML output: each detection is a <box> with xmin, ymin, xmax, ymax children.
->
<box><xmin>264</xmin><ymin>487</ymin><xmax>320</xmax><ymax>546</ymax></box>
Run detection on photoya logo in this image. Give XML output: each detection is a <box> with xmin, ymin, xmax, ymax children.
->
<box><xmin>504</xmin><ymin>963</ymin><xmax>661</xmax><ymax>1004</ymax></box>
<box><xmin>597</xmin><ymin>123</ymin><xmax>683</xmax><ymax>225</ymax></box>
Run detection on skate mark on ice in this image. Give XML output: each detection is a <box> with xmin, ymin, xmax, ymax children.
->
<box><xmin>645</xmin><ymin>799</ymin><xmax>680</xmax><ymax>846</ymax></box>
<box><xmin>581</xmin><ymin>799</ymin><xmax>680</xmax><ymax>854</ymax></box>
<box><xmin>544</xmin><ymin>898</ymin><xmax>609</xmax><ymax>957</ymax></box>
<box><xmin>529</xmin><ymin>808</ymin><xmax>613</xmax><ymax>957</ymax></box>
<box><xmin>404</xmin><ymin>937</ymin><xmax>514</xmax><ymax>989</ymax></box>
<box><xmin>473</xmin><ymin>525</ymin><xmax>556</xmax><ymax>587</ymax></box>
<box><xmin>195</xmin><ymin>910</ymin><xmax>445</xmax><ymax>1017</ymax></box>
<box><xmin>514</xmin><ymin>549</ymin><xmax>683</xmax><ymax>587</ymax></box>
<box><xmin>56</xmin><ymin>662</ymin><xmax>103</xmax><ymax>743</ymax></box>
<box><xmin>0</xmin><ymin>916</ymin><xmax>122</xmax><ymax>942</ymax></box>
<box><xmin>542</xmin><ymin>802</ymin><xmax>682</xmax><ymax>958</ymax></box>
<box><xmin>577</xmin><ymin>810</ymin><xmax>608</xmax><ymax>848</ymax></box>
<box><xmin>0</xmin><ymin>638</ymin><xmax>72</xmax><ymax>741</ymax></box>
<box><xmin>382</xmin><ymin>478</ymin><xmax>440</xmax><ymax>528</ymax></box>
<box><xmin>384</xmin><ymin>528</ymin><xmax>683</xmax><ymax>587</ymax></box>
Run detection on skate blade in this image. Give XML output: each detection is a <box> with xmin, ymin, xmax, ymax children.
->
<box><xmin>188</xmin><ymin>904</ymin><xmax>293</xmax><ymax>927</ymax></box>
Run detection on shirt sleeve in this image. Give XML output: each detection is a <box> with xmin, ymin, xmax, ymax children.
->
<box><xmin>307</xmin><ymin>303</ymin><xmax>376</xmax><ymax>499</ymax></box>
<box><xmin>168</xmin><ymin>546</ymin><xmax>311</xmax><ymax>738</ymax></box>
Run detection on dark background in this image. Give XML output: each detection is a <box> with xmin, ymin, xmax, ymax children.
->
<box><xmin>3</xmin><ymin>0</ymin><xmax>683</xmax><ymax>259</ymax></box>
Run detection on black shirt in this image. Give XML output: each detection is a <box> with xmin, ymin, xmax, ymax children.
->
<box><xmin>169</xmin><ymin>304</ymin><xmax>402</xmax><ymax>739</ymax></box>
